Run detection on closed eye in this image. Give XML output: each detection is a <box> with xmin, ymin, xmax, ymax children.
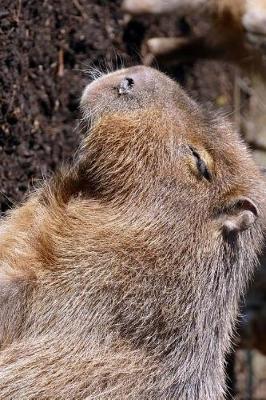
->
<box><xmin>189</xmin><ymin>146</ymin><xmax>212</xmax><ymax>182</ymax></box>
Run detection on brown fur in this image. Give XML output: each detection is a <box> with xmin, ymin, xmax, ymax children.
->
<box><xmin>0</xmin><ymin>66</ymin><xmax>265</xmax><ymax>399</ymax></box>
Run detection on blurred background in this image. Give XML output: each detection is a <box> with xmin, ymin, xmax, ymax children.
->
<box><xmin>0</xmin><ymin>1</ymin><xmax>266</xmax><ymax>398</ymax></box>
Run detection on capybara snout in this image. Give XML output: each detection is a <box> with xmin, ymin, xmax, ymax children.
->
<box><xmin>81</xmin><ymin>65</ymin><xmax>188</xmax><ymax>120</ymax></box>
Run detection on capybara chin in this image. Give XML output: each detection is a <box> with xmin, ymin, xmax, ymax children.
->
<box><xmin>0</xmin><ymin>65</ymin><xmax>265</xmax><ymax>399</ymax></box>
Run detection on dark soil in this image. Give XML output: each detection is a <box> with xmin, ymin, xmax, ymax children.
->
<box><xmin>0</xmin><ymin>0</ymin><xmax>236</xmax><ymax>212</ymax></box>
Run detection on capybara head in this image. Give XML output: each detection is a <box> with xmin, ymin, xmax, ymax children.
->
<box><xmin>80</xmin><ymin>65</ymin><xmax>263</xmax><ymax>242</ymax></box>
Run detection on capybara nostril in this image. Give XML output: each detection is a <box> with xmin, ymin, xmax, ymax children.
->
<box><xmin>117</xmin><ymin>77</ymin><xmax>134</xmax><ymax>95</ymax></box>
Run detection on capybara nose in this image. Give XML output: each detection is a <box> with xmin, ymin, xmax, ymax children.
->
<box><xmin>117</xmin><ymin>77</ymin><xmax>135</xmax><ymax>95</ymax></box>
<box><xmin>81</xmin><ymin>65</ymin><xmax>158</xmax><ymax>111</ymax></box>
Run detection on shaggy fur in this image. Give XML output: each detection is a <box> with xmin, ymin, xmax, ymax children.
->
<box><xmin>0</xmin><ymin>66</ymin><xmax>265</xmax><ymax>399</ymax></box>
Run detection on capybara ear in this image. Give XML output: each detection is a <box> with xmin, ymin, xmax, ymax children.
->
<box><xmin>222</xmin><ymin>197</ymin><xmax>258</xmax><ymax>234</ymax></box>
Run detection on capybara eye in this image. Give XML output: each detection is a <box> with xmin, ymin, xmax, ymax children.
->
<box><xmin>189</xmin><ymin>145</ymin><xmax>212</xmax><ymax>182</ymax></box>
